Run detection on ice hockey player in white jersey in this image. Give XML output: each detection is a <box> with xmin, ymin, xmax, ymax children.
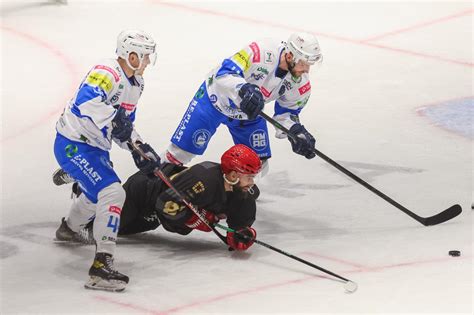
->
<box><xmin>162</xmin><ymin>32</ymin><xmax>322</xmax><ymax>175</ymax></box>
<box><xmin>53</xmin><ymin>30</ymin><xmax>161</xmax><ymax>292</ymax></box>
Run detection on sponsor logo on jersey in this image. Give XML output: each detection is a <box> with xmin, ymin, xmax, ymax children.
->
<box><xmin>144</xmin><ymin>213</ymin><xmax>160</xmax><ymax>222</ymax></box>
<box><xmin>94</xmin><ymin>65</ymin><xmax>120</xmax><ymax>82</ymax></box>
<box><xmin>192</xmin><ymin>129</ymin><xmax>211</xmax><ymax>148</ymax></box>
<box><xmin>278</xmin><ymin>85</ymin><xmax>286</xmax><ymax>96</ymax></box>
<box><xmin>264</xmin><ymin>51</ymin><xmax>273</xmax><ymax>64</ymax></box>
<box><xmin>192</xmin><ymin>181</ymin><xmax>205</xmax><ymax>194</ymax></box>
<box><xmin>173</xmin><ymin>100</ymin><xmax>198</xmax><ymax>142</ymax></box>
<box><xmin>120</xmin><ymin>102</ymin><xmax>136</xmax><ymax>111</ymax></box>
<box><xmin>283</xmin><ymin>79</ymin><xmax>293</xmax><ymax>91</ymax></box>
<box><xmin>86</xmin><ymin>72</ymin><xmax>114</xmax><ymax>93</ymax></box>
<box><xmin>296</xmin><ymin>96</ymin><xmax>309</xmax><ymax>108</ymax></box>
<box><xmin>195</xmin><ymin>86</ymin><xmax>205</xmax><ymax>99</ymax></box>
<box><xmin>65</xmin><ymin>144</ymin><xmax>78</xmax><ymax>158</ymax></box>
<box><xmin>109</xmin><ymin>206</ymin><xmax>122</xmax><ymax>215</ymax></box>
<box><xmin>70</xmin><ymin>154</ymin><xmax>103</xmax><ymax>184</ymax></box>
<box><xmin>298</xmin><ymin>82</ymin><xmax>311</xmax><ymax>95</ymax></box>
<box><xmin>163</xmin><ymin>201</ymin><xmax>182</xmax><ymax>216</ymax></box>
<box><xmin>249</xmin><ymin>129</ymin><xmax>267</xmax><ymax>151</ymax></box>
<box><xmin>249</xmin><ymin>42</ymin><xmax>260</xmax><ymax>62</ymax></box>
<box><xmin>232</xmin><ymin>49</ymin><xmax>251</xmax><ymax>71</ymax></box>
<box><xmin>256</xmin><ymin>67</ymin><xmax>269</xmax><ymax>75</ymax></box>
<box><xmin>251</xmin><ymin>73</ymin><xmax>265</xmax><ymax>81</ymax></box>
<box><xmin>260</xmin><ymin>86</ymin><xmax>271</xmax><ymax>98</ymax></box>
<box><xmin>209</xmin><ymin>94</ymin><xmax>218</xmax><ymax>104</ymax></box>
<box><xmin>110</xmin><ymin>94</ymin><xmax>119</xmax><ymax>104</ymax></box>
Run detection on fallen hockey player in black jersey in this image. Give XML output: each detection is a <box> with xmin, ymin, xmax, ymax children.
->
<box><xmin>57</xmin><ymin>144</ymin><xmax>262</xmax><ymax>251</ymax></box>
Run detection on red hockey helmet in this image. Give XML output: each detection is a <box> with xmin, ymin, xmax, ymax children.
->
<box><xmin>221</xmin><ymin>144</ymin><xmax>262</xmax><ymax>175</ymax></box>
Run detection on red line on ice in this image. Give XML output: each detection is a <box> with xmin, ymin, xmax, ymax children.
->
<box><xmin>93</xmin><ymin>254</ymin><xmax>470</xmax><ymax>314</ymax></box>
<box><xmin>149</xmin><ymin>1</ymin><xmax>473</xmax><ymax>68</ymax></box>
<box><xmin>361</xmin><ymin>8</ymin><xmax>474</xmax><ymax>42</ymax></box>
<box><xmin>0</xmin><ymin>24</ymin><xmax>79</xmax><ymax>143</ymax></box>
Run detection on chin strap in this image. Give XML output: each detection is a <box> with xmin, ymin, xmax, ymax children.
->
<box><xmin>223</xmin><ymin>174</ymin><xmax>239</xmax><ymax>185</ymax></box>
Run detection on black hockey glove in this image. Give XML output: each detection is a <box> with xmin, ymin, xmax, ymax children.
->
<box><xmin>111</xmin><ymin>107</ymin><xmax>133</xmax><ymax>142</ymax></box>
<box><xmin>238</xmin><ymin>83</ymin><xmax>264</xmax><ymax>120</ymax></box>
<box><xmin>288</xmin><ymin>124</ymin><xmax>316</xmax><ymax>159</ymax></box>
<box><xmin>132</xmin><ymin>143</ymin><xmax>161</xmax><ymax>175</ymax></box>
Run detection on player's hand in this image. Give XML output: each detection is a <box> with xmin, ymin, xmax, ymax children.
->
<box><xmin>288</xmin><ymin>124</ymin><xmax>316</xmax><ymax>159</ymax></box>
<box><xmin>185</xmin><ymin>209</ymin><xmax>218</xmax><ymax>232</ymax></box>
<box><xmin>111</xmin><ymin>107</ymin><xmax>133</xmax><ymax>142</ymax></box>
<box><xmin>227</xmin><ymin>226</ymin><xmax>256</xmax><ymax>251</ymax></box>
<box><xmin>132</xmin><ymin>143</ymin><xmax>161</xmax><ymax>174</ymax></box>
<box><xmin>238</xmin><ymin>83</ymin><xmax>264</xmax><ymax>120</ymax></box>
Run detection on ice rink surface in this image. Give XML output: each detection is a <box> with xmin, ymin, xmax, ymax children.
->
<box><xmin>1</xmin><ymin>0</ymin><xmax>472</xmax><ymax>314</ymax></box>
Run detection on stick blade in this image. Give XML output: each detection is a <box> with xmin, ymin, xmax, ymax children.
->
<box><xmin>423</xmin><ymin>204</ymin><xmax>462</xmax><ymax>226</ymax></box>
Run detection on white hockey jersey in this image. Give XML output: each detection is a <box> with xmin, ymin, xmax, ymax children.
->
<box><xmin>205</xmin><ymin>38</ymin><xmax>312</xmax><ymax>138</ymax></box>
<box><xmin>56</xmin><ymin>59</ymin><xmax>143</xmax><ymax>151</ymax></box>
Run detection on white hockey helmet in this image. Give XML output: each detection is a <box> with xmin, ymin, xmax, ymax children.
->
<box><xmin>285</xmin><ymin>32</ymin><xmax>322</xmax><ymax>65</ymax></box>
<box><xmin>116</xmin><ymin>30</ymin><xmax>157</xmax><ymax>70</ymax></box>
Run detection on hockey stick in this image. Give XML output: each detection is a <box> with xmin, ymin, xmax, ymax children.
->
<box><xmin>259</xmin><ymin>112</ymin><xmax>462</xmax><ymax>226</ymax></box>
<box><xmin>129</xmin><ymin>141</ymin><xmax>357</xmax><ymax>292</ymax></box>
<box><xmin>213</xmin><ymin>222</ymin><xmax>358</xmax><ymax>293</ymax></box>
<box><xmin>128</xmin><ymin>141</ymin><xmax>229</xmax><ymax>245</ymax></box>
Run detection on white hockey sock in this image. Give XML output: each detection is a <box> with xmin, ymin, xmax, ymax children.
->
<box><xmin>66</xmin><ymin>193</ymin><xmax>96</xmax><ymax>233</ymax></box>
<box><xmin>94</xmin><ymin>182</ymin><xmax>125</xmax><ymax>255</ymax></box>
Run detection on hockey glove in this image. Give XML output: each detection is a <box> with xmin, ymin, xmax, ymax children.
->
<box><xmin>227</xmin><ymin>226</ymin><xmax>256</xmax><ymax>251</ymax></box>
<box><xmin>238</xmin><ymin>83</ymin><xmax>264</xmax><ymax>120</ymax></box>
<box><xmin>132</xmin><ymin>143</ymin><xmax>161</xmax><ymax>175</ymax></box>
<box><xmin>288</xmin><ymin>124</ymin><xmax>316</xmax><ymax>159</ymax></box>
<box><xmin>111</xmin><ymin>107</ymin><xmax>133</xmax><ymax>142</ymax></box>
<box><xmin>185</xmin><ymin>209</ymin><xmax>218</xmax><ymax>232</ymax></box>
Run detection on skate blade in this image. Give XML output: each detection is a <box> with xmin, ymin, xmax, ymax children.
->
<box><xmin>84</xmin><ymin>276</ymin><xmax>127</xmax><ymax>292</ymax></box>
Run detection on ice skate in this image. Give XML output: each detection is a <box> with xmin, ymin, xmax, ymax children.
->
<box><xmin>55</xmin><ymin>217</ymin><xmax>94</xmax><ymax>245</ymax></box>
<box><xmin>52</xmin><ymin>168</ymin><xmax>74</xmax><ymax>186</ymax></box>
<box><xmin>85</xmin><ymin>252</ymin><xmax>129</xmax><ymax>292</ymax></box>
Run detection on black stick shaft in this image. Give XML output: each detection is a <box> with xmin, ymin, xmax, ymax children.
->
<box><xmin>129</xmin><ymin>141</ymin><xmax>228</xmax><ymax>244</ymax></box>
<box><xmin>131</xmin><ymin>140</ymin><xmax>353</xmax><ymax>284</ymax></box>
<box><xmin>215</xmin><ymin>223</ymin><xmax>351</xmax><ymax>283</ymax></box>
<box><xmin>259</xmin><ymin>112</ymin><xmax>461</xmax><ymax>226</ymax></box>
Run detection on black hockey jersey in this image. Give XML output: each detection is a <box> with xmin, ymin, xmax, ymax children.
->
<box><xmin>119</xmin><ymin>162</ymin><xmax>256</xmax><ymax>236</ymax></box>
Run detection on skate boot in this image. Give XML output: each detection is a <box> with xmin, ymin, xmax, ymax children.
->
<box><xmin>55</xmin><ymin>217</ymin><xmax>95</xmax><ymax>245</ymax></box>
<box><xmin>52</xmin><ymin>168</ymin><xmax>74</xmax><ymax>186</ymax></box>
<box><xmin>85</xmin><ymin>252</ymin><xmax>129</xmax><ymax>292</ymax></box>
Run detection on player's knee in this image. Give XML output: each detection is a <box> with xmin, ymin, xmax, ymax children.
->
<box><xmin>98</xmin><ymin>182</ymin><xmax>126</xmax><ymax>207</ymax></box>
<box><xmin>162</xmin><ymin>144</ymin><xmax>196</xmax><ymax>165</ymax></box>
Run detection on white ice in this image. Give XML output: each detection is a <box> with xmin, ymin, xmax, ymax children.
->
<box><xmin>1</xmin><ymin>0</ymin><xmax>472</xmax><ymax>314</ymax></box>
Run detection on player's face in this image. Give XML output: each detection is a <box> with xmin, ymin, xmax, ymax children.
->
<box><xmin>237</xmin><ymin>173</ymin><xmax>256</xmax><ymax>192</ymax></box>
<box><xmin>289</xmin><ymin>59</ymin><xmax>311</xmax><ymax>78</ymax></box>
<box><xmin>135</xmin><ymin>54</ymin><xmax>151</xmax><ymax>75</ymax></box>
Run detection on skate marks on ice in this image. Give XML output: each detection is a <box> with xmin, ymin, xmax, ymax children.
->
<box><xmin>0</xmin><ymin>221</ymin><xmax>74</xmax><ymax>247</ymax></box>
<box><xmin>331</xmin><ymin>161</ymin><xmax>424</xmax><ymax>181</ymax></box>
<box><xmin>259</xmin><ymin>171</ymin><xmax>347</xmax><ymax>199</ymax></box>
<box><xmin>261</xmin><ymin>161</ymin><xmax>424</xmax><ymax>198</ymax></box>
<box><xmin>0</xmin><ymin>241</ymin><xmax>18</xmax><ymax>259</ymax></box>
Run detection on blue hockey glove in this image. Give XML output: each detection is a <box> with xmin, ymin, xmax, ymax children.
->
<box><xmin>132</xmin><ymin>143</ymin><xmax>161</xmax><ymax>175</ymax></box>
<box><xmin>238</xmin><ymin>83</ymin><xmax>264</xmax><ymax>120</ymax></box>
<box><xmin>288</xmin><ymin>124</ymin><xmax>316</xmax><ymax>159</ymax></box>
<box><xmin>111</xmin><ymin>107</ymin><xmax>133</xmax><ymax>142</ymax></box>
